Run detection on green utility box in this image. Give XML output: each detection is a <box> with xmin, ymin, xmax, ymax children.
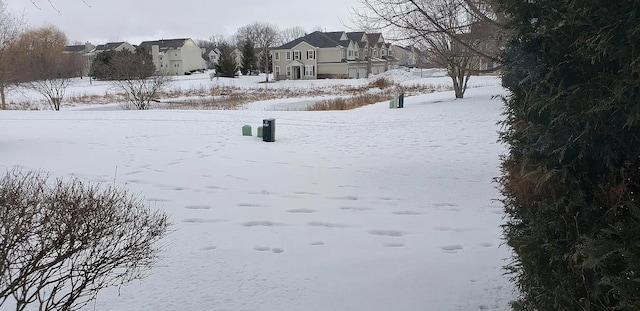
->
<box><xmin>242</xmin><ymin>125</ymin><xmax>252</xmax><ymax>136</ymax></box>
<box><xmin>257</xmin><ymin>126</ymin><xmax>264</xmax><ymax>138</ymax></box>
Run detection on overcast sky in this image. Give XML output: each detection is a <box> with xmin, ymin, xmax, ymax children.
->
<box><xmin>4</xmin><ymin>0</ymin><xmax>364</xmax><ymax>45</ymax></box>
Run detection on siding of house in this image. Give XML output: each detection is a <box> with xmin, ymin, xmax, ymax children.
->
<box><xmin>273</xmin><ymin>42</ymin><xmax>320</xmax><ymax>80</ymax></box>
<box><xmin>317</xmin><ymin>47</ymin><xmax>343</xmax><ymax>63</ymax></box>
<box><xmin>317</xmin><ymin>62</ymin><xmax>348</xmax><ymax>79</ymax></box>
<box><xmin>144</xmin><ymin>39</ymin><xmax>206</xmax><ymax>75</ymax></box>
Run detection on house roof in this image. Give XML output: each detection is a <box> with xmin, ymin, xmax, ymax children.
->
<box><xmin>346</xmin><ymin>32</ymin><xmax>365</xmax><ymax>43</ymax></box>
<box><xmin>366</xmin><ymin>33</ymin><xmax>382</xmax><ymax>47</ymax></box>
<box><xmin>139</xmin><ymin>38</ymin><xmax>189</xmax><ymax>52</ymax></box>
<box><xmin>64</xmin><ymin>45</ymin><xmax>86</xmax><ymax>53</ymax></box>
<box><xmin>274</xmin><ymin>31</ymin><xmax>346</xmax><ymax>50</ymax></box>
<box><xmin>94</xmin><ymin>42</ymin><xmax>127</xmax><ymax>52</ymax></box>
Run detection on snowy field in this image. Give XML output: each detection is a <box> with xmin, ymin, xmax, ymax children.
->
<box><xmin>0</xmin><ymin>72</ymin><xmax>515</xmax><ymax>310</ymax></box>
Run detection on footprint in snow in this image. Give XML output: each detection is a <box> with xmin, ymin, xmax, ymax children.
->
<box><xmin>441</xmin><ymin>244</ymin><xmax>464</xmax><ymax>253</ymax></box>
<box><xmin>308</xmin><ymin>221</ymin><xmax>349</xmax><ymax>228</ymax></box>
<box><xmin>242</xmin><ymin>221</ymin><xmax>283</xmax><ymax>227</ymax></box>
<box><xmin>184</xmin><ymin>205</ymin><xmax>211</xmax><ymax>210</ymax></box>
<box><xmin>287</xmin><ymin>208</ymin><xmax>316</xmax><ymax>214</ymax></box>
<box><xmin>368</xmin><ymin>230</ymin><xmax>406</xmax><ymax>237</ymax></box>
<box><xmin>237</xmin><ymin>203</ymin><xmax>269</xmax><ymax>208</ymax></box>
<box><xmin>383</xmin><ymin>243</ymin><xmax>405</xmax><ymax>248</ymax></box>
<box><xmin>393</xmin><ymin>210</ymin><xmax>422</xmax><ymax>215</ymax></box>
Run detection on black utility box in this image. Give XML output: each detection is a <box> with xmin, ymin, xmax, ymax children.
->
<box><xmin>263</xmin><ymin>118</ymin><xmax>275</xmax><ymax>142</ymax></box>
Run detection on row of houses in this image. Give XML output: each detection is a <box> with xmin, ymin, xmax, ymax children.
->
<box><xmin>65</xmin><ymin>38</ymin><xmax>207</xmax><ymax>77</ymax></box>
<box><xmin>65</xmin><ymin>32</ymin><xmax>425</xmax><ymax>80</ymax></box>
<box><xmin>271</xmin><ymin>31</ymin><xmax>423</xmax><ymax>80</ymax></box>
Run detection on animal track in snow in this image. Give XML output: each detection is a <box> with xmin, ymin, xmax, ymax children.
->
<box><xmin>184</xmin><ymin>205</ymin><xmax>211</xmax><ymax>210</ymax></box>
<box><xmin>307</xmin><ymin>221</ymin><xmax>349</xmax><ymax>228</ymax></box>
<box><xmin>393</xmin><ymin>210</ymin><xmax>422</xmax><ymax>215</ymax></box>
<box><xmin>182</xmin><ymin>218</ymin><xmax>227</xmax><ymax>224</ymax></box>
<box><xmin>146</xmin><ymin>197</ymin><xmax>171</xmax><ymax>203</ymax></box>
<box><xmin>432</xmin><ymin>202</ymin><xmax>458</xmax><ymax>207</ymax></box>
<box><xmin>310</xmin><ymin>241</ymin><xmax>325</xmax><ymax>246</ymax></box>
<box><xmin>253</xmin><ymin>246</ymin><xmax>284</xmax><ymax>254</ymax></box>
<box><xmin>287</xmin><ymin>208</ymin><xmax>316</xmax><ymax>214</ymax></box>
<box><xmin>329</xmin><ymin>195</ymin><xmax>358</xmax><ymax>201</ymax></box>
<box><xmin>242</xmin><ymin>221</ymin><xmax>283</xmax><ymax>227</ymax></box>
<box><xmin>340</xmin><ymin>206</ymin><xmax>373</xmax><ymax>212</ymax></box>
<box><xmin>383</xmin><ymin>243</ymin><xmax>405</xmax><ymax>248</ymax></box>
<box><xmin>441</xmin><ymin>244</ymin><xmax>464</xmax><ymax>253</ymax></box>
<box><xmin>479</xmin><ymin>243</ymin><xmax>493</xmax><ymax>248</ymax></box>
<box><xmin>293</xmin><ymin>191</ymin><xmax>319</xmax><ymax>195</ymax></box>
<box><xmin>368</xmin><ymin>230</ymin><xmax>406</xmax><ymax>237</ymax></box>
<box><xmin>237</xmin><ymin>203</ymin><xmax>269</xmax><ymax>208</ymax></box>
<box><xmin>248</xmin><ymin>190</ymin><xmax>271</xmax><ymax>195</ymax></box>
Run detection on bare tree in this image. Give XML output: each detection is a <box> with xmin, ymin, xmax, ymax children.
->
<box><xmin>0</xmin><ymin>169</ymin><xmax>169</xmax><ymax>311</ymax></box>
<box><xmin>108</xmin><ymin>47</ymin><xmax>172</xmax><ymax>110</ymax></box>
<box><xmin>0</xmin><ymin>1</ymin><xmax>24</xmax><ymax>109</ymax></box>
<box><xmin>279</xmin><ymin>26</ymin><xmax>307</xmax><ymax>45</ymax></box>
<box><xmin>235</xmin><ymin>22</ymin><xmax>280</xmax><ymax>82</ymax></box>
<box><xmin>12</xmin><ymin>26</ymin><xmax>81</xmax><ymax>110</ymax></box>
<box><xmin>352</xmin><ymin>0</ymin><xmax>504</xmax><ymax>98</ymax></box>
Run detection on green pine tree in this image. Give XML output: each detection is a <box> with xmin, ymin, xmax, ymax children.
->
<box><xmin>497</xmin><ymin>0</ymin><xmax>640</xmax><ymax>309</ymax></box>
<box><xmin>215</xmin><ymin>42</ymin><xmax>238</xmax><ymax>78</ymax></box>
<box><xmin>240</xmin><ymin>40</ymin><xmax>256</xmax><ymax>75</ymax></box>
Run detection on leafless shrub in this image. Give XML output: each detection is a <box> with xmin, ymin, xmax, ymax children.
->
<box><xmin>367</xmin><ymin>77</ymin><xmax>394</xmax><ymax>89</ymax></box>
<box><xmin>111</xmin><ymin>74</ymin><xmax>172</xmax><ymax>110</ymax></box>
<box><xmin>0</xmin><ymin>169</ymin><xmax>170</xmax><ymax>311</ymax></box>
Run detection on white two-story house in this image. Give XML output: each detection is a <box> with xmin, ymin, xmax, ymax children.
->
<box><xmin>139</xmin><ymin>38</ymin><xmax>206</xmax><ymax>75</ymax></box>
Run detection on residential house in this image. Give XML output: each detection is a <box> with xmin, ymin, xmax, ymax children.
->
<box><xmin>207</xmin><ymin>47</ymin><xmax>243</xmax><ymax>71</ymax></box>
<box><xmin>392</xmin><ymin>45</ymin><xmax>419</xmax><ymax>67</ymax></box>
<box><xmin>271</xmin><ymin>30</ymin><xmax>397</xmax><ymax>80</ymax></box>
<box><xmin>64</xmin><ymin>42</ymin><xmax>95</xmax><ymax>77</ymax></box>
<box><xmin>84</xmin><ymin>42</ymin><xmax>136</xmax><ymax>76</ymax></box>
<box><xmin>139</xmin><ymin>38</ymin><xmax>207</xmax><ymax>75</ymax></box>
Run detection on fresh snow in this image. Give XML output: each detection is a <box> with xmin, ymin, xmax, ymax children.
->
<box><xmin>0</xmin><ymin>72</ymin><xmax>514</xmax><ymax>311</ymax></box>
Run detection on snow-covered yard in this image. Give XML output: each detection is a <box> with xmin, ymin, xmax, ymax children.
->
<box><xmin>0</xmin><ymin>72</ymin><xmax>514</xmax><ymax>310</ymax></box>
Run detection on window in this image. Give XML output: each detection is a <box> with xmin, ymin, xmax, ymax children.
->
<box><xmin>487</xmin><ymin>61</ymin><xmax>494</xmax><ymax>70</ymax></box>
<box><xmin>307</xmin><ymin>50</ymin><xmax>315</xmax><ymax>59</ymax></box>
<box><xmin>341</xmin><ymin>49</ymin><xmax>346</xmax><ymax>59</ymax></box>
<box><xmin>355</xmin><ymin>51</ymin><xmax>359</xmax><ymax>58</ymax></box>
<box><xmin>348</xmin><ymin>50</ymin><xmax>353</xmax><ymax>57</ymax></box>
<box><xmin>293</xmin><ymin>50</ymin><xmax>301</xmax><ymax>60</ymax></box>
<box><xmin>286</xmin><ymin>51</ymin><xmax>291</xmax><ymax>60</ymax></box>
<box><xmin>275</xmin><ymin>66</ymin><xmax>280</xmax><ymax>76</ymax></box>
<box><xmin>304</xmin><ymin>65</ymin><xmax>315</xmax><ymax>76</ymax></box>
<box><xmin>373</xmin><ymin>49</ymin><xmax>378</xmax><ymax>57</ymax></box>
<box><xmin>275</xmin><ymin>52</ymin><xmax>280</xmax><ymax>61</ymax></box>
<box><xmin>286</xmin><ymin>66</ymin><xmax>291</xmax><ymax>77</ymax></box>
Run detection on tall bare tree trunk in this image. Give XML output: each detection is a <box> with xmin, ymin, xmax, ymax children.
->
<box><xmin>264</xmin><ymin>47</ymin><xmax>269</xmax><ymax>82</ymax></box>
<box><xmin>0</xmin><ymin>84</ymin><xmax>5</xmax><ymax>110</ymax></box>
